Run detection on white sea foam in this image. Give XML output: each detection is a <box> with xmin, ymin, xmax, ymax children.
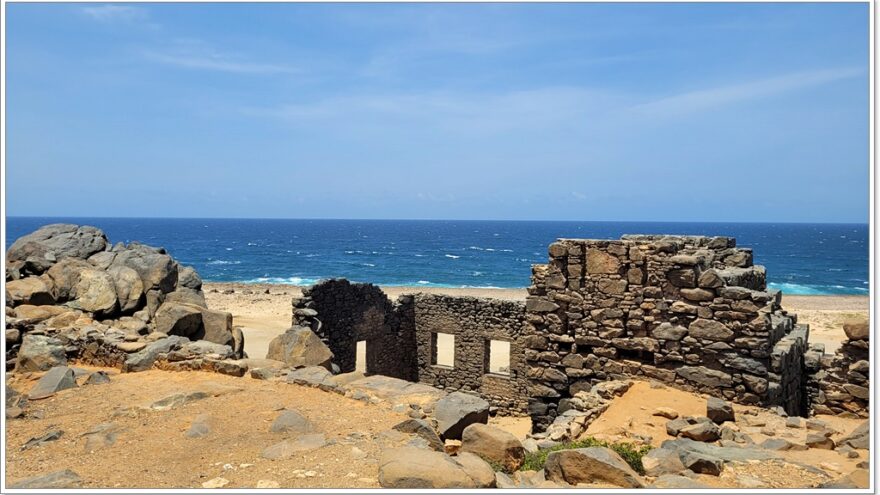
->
<box><xmin>243</xmin><ymin>276</ymin><xmax>322</xmax><ymax>285</ymax></box>
<box><xmin>206</xmin><ymin>260</ymin><xmax>241</xmax><ymax>265</ymax></box>
<box><xmin>445</xmin><ymin>254</ymin><xmax>460</xmax><ymax>259</ymax></box>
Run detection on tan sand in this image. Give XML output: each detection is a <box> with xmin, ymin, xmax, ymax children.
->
<box><xmin>205</xmin><ymin>282</ymin><xmax>868</xmax><ymax>359</ymax></box>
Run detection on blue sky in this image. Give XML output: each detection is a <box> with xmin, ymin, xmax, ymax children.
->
<box><xmin>5</xmin><ymin>3</ymin><xmax>869</xmax><ymax>222</ymax></box>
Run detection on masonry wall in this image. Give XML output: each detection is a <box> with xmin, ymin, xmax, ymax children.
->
<box><xmin>413</xmin><ymin>294</ymin><xmax>529</xmax><ymax>415</ymax></box>
<box><xmin>807</xmin><ymin>326</ymin><xmax>870</xmax><ymax>419</ymax></box>
<box><xmin>524</xmin><ymin>235</ymin><xmax>806</xmax><ymax>432</ymax></box>
<box><xmin>290</xmin><ymin>280</ymin><xmax>530</xmax><ymax>413</ymax></box>
<box><xmin>291</xmin><ymin>279</ymin><xmax>417</xmax><ymax>381</ymax></box>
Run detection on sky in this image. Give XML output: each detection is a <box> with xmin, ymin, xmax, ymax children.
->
<box><xmin>5</xmin><ymin>3</ymin><xmax>870</xmax><ymax>222</ymax></box>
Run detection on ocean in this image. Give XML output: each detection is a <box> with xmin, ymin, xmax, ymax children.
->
<box><xmin>4</xmin><ymin>218</ymin><xmax>870</xmax><ymax>295</ymax></box>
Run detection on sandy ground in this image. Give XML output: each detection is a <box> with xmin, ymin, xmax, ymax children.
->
<box><xmin>6</xmin><ymin>366</ymin><xmax>412</xmax><ymax>489</ymax></box>
<box><xmin>584</xmin><ymin>380</ymin><xmax>868</xmax><ymax>488</ymax></box>
<box><xmin>204</xmin><ymin>282</ymin><xmax>869</xmax><ymax>359</ymax></box>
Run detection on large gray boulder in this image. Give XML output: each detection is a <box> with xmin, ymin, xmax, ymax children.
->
<box><xmin>46</xmin><ymin>258</ymin><xmax>94</xmax><ymax>301</ymax></box>
<box><xmin>461</xmin><ymin>423</ymin><xmax>526</xmax><ymax>472</ymax></box>
<box><xmin>68</xmin><ymin>268</ymin><xmax>117</xmax><ymax>316</ymax></box>
<box><xmin>544</xmin><ymin>447</ymin><xmax>645</xmax><ymax>488</ymax></box>
<box><xmin>110</xmin><ymin>243</ymin><xmax>178</xmax><ymax>293</ymax></box>
<box><xmin>434</xmin><ymin>392</ymin><xmax>490</xmax><ymax>440</ymax></box>
<box><xmin>177</xmin><ymin>266</ymin><xmax>203</xmax><ymax>290</ymax></box>
<box><xmin>6</xmin><ymin>276</ymin><xmax>55</xmax><ymax>306</ymax></box>
<box><xmin>17</xmin><ymin>334</ymin><xmax>67</xmax><ymax>372</ymax></box>
<box><xmin>7</xmin><ymin>224</ymin><xmax>108</xmax><ymax>274</ymax></box>
<box><xmin>393</xmin><ymin>419</ymin><xmax>444</xmax><ymax>451</ymax></box>
<box><xmin>266</xmin><ymin>326</ymin><xmax>333</xmax><ymax>370</ymax></box>
<box><xmin>107</xmin><ymin>265</ymin><xmax>144</xmax><ymax>313</ymax></box>
<box><xmin>154</xmin><ymin>302</ymin><xmax>203</xmax><ymax>337</ymax></box>
<box><xmin>28</xmin><ymin>366</ymin><xmax>77</xmax><ymax>399</ymax></box>
<box><xmin>706</xmin><ymin>397</ymin><xmax>735</xmax><ymax>424</ymax></box>
<box><xmin>378</xmin><ymin>446</ymin><xmax>495</xmax><ymax>488</ymax></box>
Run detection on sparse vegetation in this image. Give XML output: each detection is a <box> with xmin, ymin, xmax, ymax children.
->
<box><xmin>520</xmin><ymin>437</ymin><xmax>652</xmax><ymax>474</ymax></box>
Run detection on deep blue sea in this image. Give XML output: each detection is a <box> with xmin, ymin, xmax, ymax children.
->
<box><xmin>4</xmin><ymin>218</ymin><xmax>870</xmax><ymax>295</ymax></box>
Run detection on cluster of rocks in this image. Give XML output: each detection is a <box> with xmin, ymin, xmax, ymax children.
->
<box><xmin>524</xmin><ymin>235</ymin><xmax>809</xmax><ymax>432</ymax></box>
<box><xmin>5</xmin><ymin>224</ymin><xmax>244</xmax><ymax>377</ymax></box>
<box><xmin>533</xmin><ymin>380</ymin><xmax>634</xmax><ymax>444</ymax></box>
<box><xmin>807</xmin><ymin>318</ymin><xmax>870</xmax><ymax>418</ymax></box>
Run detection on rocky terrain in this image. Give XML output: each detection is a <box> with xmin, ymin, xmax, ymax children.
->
<box><xmin>3</xmin><ymin>225</ymin><xmax>871</xmax><ymax>489</ymax></box>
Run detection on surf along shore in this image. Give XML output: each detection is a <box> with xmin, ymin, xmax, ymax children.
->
<box><xmin>203</xmin><ymin>282</ymin><xmax>869</xmax><ymax>363</ymax></box>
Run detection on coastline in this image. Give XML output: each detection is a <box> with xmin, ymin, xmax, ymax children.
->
<box><xmin>203</xmin><ymin>282</ymin><xmax>869</xmax><ymax>359</ymax></box>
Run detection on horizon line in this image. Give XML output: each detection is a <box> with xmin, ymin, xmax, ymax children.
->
<box><xmin>4</xmin><ymin>215</ymin><xmax>869</xmax><ymax>226</ymax></box>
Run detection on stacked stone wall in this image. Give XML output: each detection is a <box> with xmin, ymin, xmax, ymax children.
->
<box><xmin>807</xmin><ymin>321</ymin><xmax>870</xmax><ymax>418</ymax></box>
<box><xmin>412</xmin><ymin>294</ymin><xmax>528</xmax><ymax>415</ymax></box>
<box><xmin>524</xmin><ymin>235</ymin><xmax>806</xmax><ymax>432</ymax></box>
<box><xmin>291</xmin><ymin>279</ymin><xmax>417</xmax><ymax>381</ymax></box>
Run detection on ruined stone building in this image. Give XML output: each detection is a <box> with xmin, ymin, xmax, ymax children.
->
<box><xmin>290</xmin><ymin>235</ymin><xmax>868</xmax><ymax>431</ymax></box>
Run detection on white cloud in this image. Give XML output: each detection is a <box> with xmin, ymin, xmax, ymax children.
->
<box><xmin>144</xmin><ymin>50</ymin><xmax>299</xmax><ymax>75</ymax></box>
<box><xmin>82</xmin><ymin>5</ymin><xmax>147</xmax><ymax>23</ymax></box>
<box><xmin>631</xmin><ymin>67</ymin><xmax>865</xmax><ymax>118</ymax></box>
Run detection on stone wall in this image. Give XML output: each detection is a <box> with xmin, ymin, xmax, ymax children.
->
<box><xmin>523</xmin><ymin>235</ymin><xmax>806</xmax><ymax>432</ymax></box>
<box><xmin>807</xmin><ymin>320</ymin><xmax>870</xmax><ymax>418</ymax></box>
<box><xmin>412</xmin><ymin>294</ymin><xmax>528</xmax><ymax>414</ymax></box>
<box><xmin>290</xmin><ymin>281</ymin><xmax>529</xmax><ymax>414</ymax></box>
<box><xmin>291</xmin><ymin>279</ymin><xmax>417</xmax><ymax>381</ymax></box>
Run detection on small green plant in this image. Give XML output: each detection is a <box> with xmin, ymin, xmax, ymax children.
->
<box><xmin>520</xmin><ymin>437</ymin><xmax>652</xmax><ymax>474</ymax></box>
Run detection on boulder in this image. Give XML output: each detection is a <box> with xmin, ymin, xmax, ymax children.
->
<box><xmin>843</xmin><ymin>319</ymin><xmax>869</xmax><ymax>341</ymax></box>
<box><xmin>706</xmin><ymin>397</ymin><xmax>735</xmax><ymax>424</ymax></box>
<box><xmin>154</xmin><ymin>302</ymin><xmax>203</xmax><ymax>338</ymax></box>
<box><xmin>13</xmin><ymin>304</ymin><xmax>69</xmax><ymax>322</ymax></box>
<box><xmin>111</xmin><ymin>244</ymin><xmax>178</xmax><ymax>293</ymax></box>
<box><xmin>454</xmin><ymin>452</ymin><xmax>497</xmax><ymax>488</ymax></box>
<box><xmin>285</xmin><ymin>366</ymin><xmax>336</xmax><ymax>390</ymax></box>
<box><xmin>17</xmin><ymin>334</ymin><xmax>67</xmax><ymax>372</ymax></box>
<box><xmin>85</xmin><ymin>371</ymin><xmax>111</xmax><ymax>385</ymax></box>
<box><xmin>839</xmin><ymin>421</ymin><xmax>869</xmax><ymax>449</ymax></box>
<box><xmin>805</xmin><ymin>433</ymin><xmax>835</xmax><ymax>450</ymax></box>
<box><xmin>378</xmin><ymin>446</ymin><xmax>493</xmax><ymax>488</ymax></box>
<box><xmin>393</xmin><ymin>419</ymin><xmax>444</xmax><ymax>451</ymax></box>
<box><xmin>7</xmin><ymin>224</ymin><xmax>108</xmax><ymax>274</ymax></box>
<box><xmin>69</xmin><ymin>268</ymin><xmax>118</xmax><ymax>315</ymax></box>
<box><xmin>6</xmin><ymin>276</ymin><xmax>55</xmax><ymax>306</ymax></box>
<box><xmin>9</xmin><ymin>469</ymin><xmax>82</xmax><ymax>489</ymax></box>
<box><xmin>544</xmin><ymin>447</ymin><xmax>645</xmax><ymax>488</ymax></box>
<box><xmin>46</xmin><ymin>258</ymin><xmax>93</xmax><ymax>301</ymax></box>
<box><xmin>28</xmin><ymin>366</ymin><xmax>77</xmax><ymax>399</ymax></box>
<box><xmin>270</xmin><ymin>410</ymin><xmax>314</xmax><ymax>434</ymax></box>
<box><xmin>434</xmin><ymin>392</ymin><xmax>490</xmax><ymax>440</ymax></box>
<box><xmin>107</xmin><ymin>265</ymin><xmax>144</xmax><ymax>313</ymax></box>
<box><xmin>177</xmin><ymin>266</ymin><xmax>203</xmax><ymax>290</ymax></box>
<box><xmin>680</xmin><ymin>451</ymin><xmax>723</xmax><ymax>475</ymax></box>
<box><xmin>642</xmin><ymin>447</ymin><xmax>686</xmax><ymax>477</ymax></box>
<box><xmin>461</xmin><ymin>423</ymin><xmax>526</xmax><ymax>471</ymax></box>
<box><xmin>679</xmin><ymin>421</ymin><xmax>721</xmax><ymax>442</ymax></box>
<box><xmin>163</xmin><ymin>288</ymin><xmax>207</xmax><ymax>308</ymax></box>
<box><xmin>197</xmin><ymin>308</ymin><xmax>234</xmax><ymax>346</ymax></box>
<box><xmin>266</xmin><ymin>326</ymin><xmax>334</xmax><ymax>370</ymax></box>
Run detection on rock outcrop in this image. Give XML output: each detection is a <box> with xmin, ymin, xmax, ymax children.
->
<box><xmin>5</xmin><ymin>224</ymin><xmax>241</xmax><ymax>373</ymax></box>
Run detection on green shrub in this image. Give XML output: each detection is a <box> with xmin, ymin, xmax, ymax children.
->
<box><xmin>520</xmin><ymin>437</ymin><xmax>652</xmax><ymax>474</ymax></box>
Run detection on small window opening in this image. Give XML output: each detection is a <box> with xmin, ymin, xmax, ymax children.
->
<box><xmin>432</xmin><ymin>333</ymin><xmax>455</xmax><ymax>367</ymax></box>
<box><xmin>487</xmin><ymin>340</ymin><xmax>511</xmax><ymax>375</ymax></box>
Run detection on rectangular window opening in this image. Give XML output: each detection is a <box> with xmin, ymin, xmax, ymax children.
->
<box><xmin>432</xmin><ymin>332</ymin><xmax>455</xmax><ymax>368</ymax></box>
<box><xmin>356</xmin><ymin>340</ymin><xmax>367</xmax><ymax>373</ymax></box>
<box><xmin>487</xmin><ymin>339</ymin><xmax>511</xmax><ymax>375</ymax></box>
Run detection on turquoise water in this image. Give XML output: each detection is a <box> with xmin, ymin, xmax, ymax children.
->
<box><xmin>5</xmin><ymin>218</ymin><xmax>869</xmax><ymax>295</ymax></box>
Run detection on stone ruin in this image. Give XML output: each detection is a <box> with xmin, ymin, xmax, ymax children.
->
<box><xmin>292</xmin><ymin>235</ymin><xmax>869</xmax><ymax>431</ymax></box>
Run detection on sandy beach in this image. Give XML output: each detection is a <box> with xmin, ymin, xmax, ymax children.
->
<box><xmin>204</xmin><ymin>282</ymin><xmax>869</xmax><ymax>359</ymax></box>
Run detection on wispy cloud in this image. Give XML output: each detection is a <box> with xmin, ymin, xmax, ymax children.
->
<box><xmin>246</xmin><ymin>87</ymin><xmax>623</xmax><ymax>135</ymax></box>
<box><xmin>144</xmin><ymin>50</ymin><xmax>299</xmax><ymax>75</ymax></box>
<box><xmin>631</xmin><ymin>67</ymin><xmax>865</xmax><ymax>118</ymax></box>
<box><xmin>82</xmin><ymin>5</ymin><xmax>148</xmax><ymax>23</ymax></box>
